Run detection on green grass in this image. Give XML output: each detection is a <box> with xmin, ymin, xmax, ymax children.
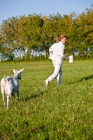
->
<box><xmin>0</xmin><ymin>60</ymin><xmax>93</xmax><ymax>140</ymax></box>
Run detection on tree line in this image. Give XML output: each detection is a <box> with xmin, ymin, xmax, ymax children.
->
<box><xmin>0</xmin><ymin>5</ymin><xmax>93</xmax><ymax>60</ymax></box>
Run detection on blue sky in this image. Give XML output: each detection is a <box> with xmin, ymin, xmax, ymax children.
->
<box><xmin>0</xmin><ymin>0</ymin><xmax>93</xmax><ymax>24</ymax></box>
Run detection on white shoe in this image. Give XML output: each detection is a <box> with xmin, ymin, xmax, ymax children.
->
<box><xmin>44</xmin><ymin>80</ymin><xmax>48</xmax><ymax>87</ymax></box>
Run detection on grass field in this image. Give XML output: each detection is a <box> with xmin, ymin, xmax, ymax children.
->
<box><xmin>0</xmin><ymin>60</ymin><xmax>93</xmax><ymax>140</ymax></box>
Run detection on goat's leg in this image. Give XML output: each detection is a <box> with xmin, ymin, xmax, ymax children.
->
<box><xmin>7</xmin><ymin>95</ymin><xmax>10</xmax><ymax>109</ymax></box>
<box><xmin>1</xmin><ymin>88</ymin><xmax>5</xmax><ymax>106</ymax></box>
<box><xmin>17</xmin><ymin>91</ymin><xmax>19</xmax><ymax>101</ymax></box>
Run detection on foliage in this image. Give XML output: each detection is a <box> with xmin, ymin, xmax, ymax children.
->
<box><xmin>0</xmin><ymin>5</ymin><xmax>93</xmax><ymax>60</ymax></box>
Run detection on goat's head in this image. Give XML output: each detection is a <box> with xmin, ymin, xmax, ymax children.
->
<box><xmin>13</xmin><ymin>68</ymin><xmax>24</xmax><ymax>79</ymax></box>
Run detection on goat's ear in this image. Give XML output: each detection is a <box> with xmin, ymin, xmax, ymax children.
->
<box><xmin>20</xmin><ymin>68</ymin><xmax>24</xmax><ymax>72</ymax></box>
<box><xmin>4</xmin><ymin>75</ymin><xmax>8</xmax><ymax>83</ymax></box>
<box><xmin>4</xmin><ymin>75</ymin><xmax>6</xmax><ymax>78</ymax></box>
<box><xmin>13</xmin><ymin>69</ymin><xmax>16</xmax><ymax>73</ymax></box>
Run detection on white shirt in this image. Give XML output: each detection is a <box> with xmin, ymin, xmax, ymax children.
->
<box><xmin>49</xmin><ymin>42</ymin><xmax>65</xmax><ymax>60</ymax></box>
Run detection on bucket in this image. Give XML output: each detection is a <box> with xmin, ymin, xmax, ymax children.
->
<box><xmin>69</xmin><ymin>55</ymin><xmax>73</xmax><ymax>63</ymax></box>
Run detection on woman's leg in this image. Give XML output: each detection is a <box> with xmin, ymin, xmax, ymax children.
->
<box><xmin>57</xmin><ymin>68</ymin><xmax>62</xmax><ymax>85</ymax></box>
<box><xmin>45</xmin><ymin>59</ymin><xmax>61</xmax><ymax>84</ymax></box>
<box><xmin>47</xmin><ymin>63</ymin><xmax>61</xmax><ymax>82</ymax></box>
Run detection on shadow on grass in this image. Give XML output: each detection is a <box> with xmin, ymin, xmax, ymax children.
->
<box><xmin>68</xmin><ymin>74</ymin><xmax>93</xmax><ymax>84</ymax></box>
<box><xmin>79</xmin><ymin>74</ymin><xmax>93</xmax><ymax>81</ymax></box>
<box><xmin>21</xmin><ymin>90</ymin><xmax>45</xmax><ymax>101</ymax></box>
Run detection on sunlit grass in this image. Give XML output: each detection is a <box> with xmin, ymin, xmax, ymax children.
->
<box><xmin>0</xmin><ymin>60</ymin><xmax>93</xmax><ymax>139</ymax></box>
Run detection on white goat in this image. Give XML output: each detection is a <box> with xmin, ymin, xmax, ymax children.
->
<box><xmin>0</xmin><ymin>68</ymin><xmax>24</xmax><ymax>109</ymax></box>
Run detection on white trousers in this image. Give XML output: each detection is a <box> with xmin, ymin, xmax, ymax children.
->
<box><xmin>46</xmin><ymin>58</ymin><xmax>62</xmax><ymax>85</ymax></box>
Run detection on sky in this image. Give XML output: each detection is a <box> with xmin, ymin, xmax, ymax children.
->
<box><xmin>0</xmin><ymin>0</ymin><xmax>93</xmax><ymax>25</ymax></box>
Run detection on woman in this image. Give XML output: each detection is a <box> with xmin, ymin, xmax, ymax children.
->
<box><xmin>44</xmin><ymin>34</ymin><xmax>69</xmax><ymax>87</ymax></box>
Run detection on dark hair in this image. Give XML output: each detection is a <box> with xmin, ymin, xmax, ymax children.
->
<box><xmin>56</xmin><ymin>34</ymin><xmax>67</xmax><ymax>42</ymax></box>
